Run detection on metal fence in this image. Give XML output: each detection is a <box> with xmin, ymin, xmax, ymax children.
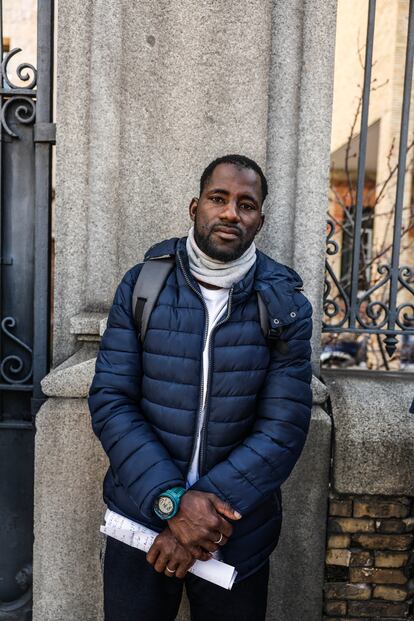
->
<box><xmin>323</xmin><ymin>0</ymin><xmax>414</xmax><ymax>366</ymax></box>
<box><xmin>0</xmin><ymin>1</ymin><xmax>54</xmax><ymax>618</ymax></box>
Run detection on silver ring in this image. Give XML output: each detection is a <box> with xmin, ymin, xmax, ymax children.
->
<box><xmin>166</xmin><ymin>566</ymin><xmax>175</xmax><ymax>573</ymax></box>
<box><xmin>213</xmin><ymin>532</ymin><xmax>223</xmax><ymax>545</ymax></box>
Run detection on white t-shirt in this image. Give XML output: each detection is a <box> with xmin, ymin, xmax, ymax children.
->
<box><xmin>186</xmin><ymin>283</ymin><xmax>230</xmax><ymax>487</ymax></box>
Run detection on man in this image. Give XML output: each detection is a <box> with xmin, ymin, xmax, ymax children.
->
<box><xmin>88</xmin><ymin>154</ymin><xmax>313</xmax><ymax>621</ymax></box>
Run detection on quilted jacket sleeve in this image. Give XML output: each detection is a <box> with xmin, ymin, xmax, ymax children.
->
<box><xmin>88</xmin><ymin>266</ymin><xmax>186</xmax><ymax>520</ymax></box>
<box><xmin>190</xmin><ymin>294</ymin><xmax>313</xmax><ymax>516</ymax></box>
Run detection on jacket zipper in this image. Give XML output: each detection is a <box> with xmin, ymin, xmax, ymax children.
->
<box><xmin>177</xmin><ymin>252</ymin><xmax>210</xmax><ymax>470</ymax></box>
<box><xmin>198</xmin><ymin>285</ymin><xmax>234</xmax><ymax>477</ymax></box>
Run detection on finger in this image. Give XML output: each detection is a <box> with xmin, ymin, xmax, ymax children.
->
<box><xmin>175</xmin><ymin>559</ymin><xmax>194</xmax><ymax>580</ymax></box>
<box><xmin>214</xmin><ymin>515</ymin><xmax>234</xmax><ymax>539</ymax></box>
<box><xmin>200</xmin><ymin>539</ymin><xmax>219</xmax><ymax>554</ymax></box>
<box><xmin>146</xmin><ymin>546</ymin><xmax>159</xmax><ymax>566</ymax></box>
<box><xmin>154</xmin><ymin>552</ymin><xmax>168</xmax><ymax>573</ymax></box>
<box><xmin>164</xmin><ymin>561</ymin><xmax>178</xmax><ymax>578</ymax></box>
<box><xmin>210</xmin><ymin>496</ymin><xmax>242</xmax><ymax>521</ymax></box>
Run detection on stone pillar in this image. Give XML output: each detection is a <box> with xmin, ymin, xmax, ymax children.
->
<box><xmin>264</xmin><ymin>0</ymin><xmax>338</xmax><ymax>373</ymax></box>
<box><xmin>53</xmin><ymin>0</ymin><xmax>272</xmax><ymax>367</ymax></box>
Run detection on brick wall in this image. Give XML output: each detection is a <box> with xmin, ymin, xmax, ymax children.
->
<box><xmin>324</xmin><ymin>493</ymin><xmax>414</xmax><ymax>620</ymax></box>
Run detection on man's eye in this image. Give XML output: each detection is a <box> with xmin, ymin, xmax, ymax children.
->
<box><xmin>211</xmin><ymin>196</ymin><xmax>224</xmax><ymax>203</ymax></box>
<box><xmin>240</xmin><ymin>203</ymin><xmax>255</xmax><ymax>210</ymax></box>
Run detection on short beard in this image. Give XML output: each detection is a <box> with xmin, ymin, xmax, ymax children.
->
<box><xmin>194</xmin><ymin>225</ymin><xmax>253</xmax><ymax>262</ymax></box>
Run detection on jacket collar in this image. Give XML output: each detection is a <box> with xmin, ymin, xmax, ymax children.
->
<box><xmin>144</xmin><ymin>236</ymin><xmax>303</xmax><ymax>327</ymax></box>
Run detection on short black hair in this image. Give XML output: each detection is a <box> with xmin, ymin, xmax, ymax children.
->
<box><xmin>199</xmin><ymin>154</ymin><xmax>268</xmax><ymax>204</ymax></box>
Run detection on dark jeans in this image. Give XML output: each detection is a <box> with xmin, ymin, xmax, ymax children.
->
<box><xmin>103</xmin><ymin>536</ymin><xmax>269</xmax><ymax>621</ymax></box>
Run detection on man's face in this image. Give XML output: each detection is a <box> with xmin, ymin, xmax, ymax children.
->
<box><xmin>189</xmin><ymin>163</ymin><xmax>265</xmax><ymax>262</ymax></box>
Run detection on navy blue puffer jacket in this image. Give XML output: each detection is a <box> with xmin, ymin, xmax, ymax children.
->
<box><xmin>88</xmin><ymin>236</ymin><xmax>313</xmax><ymax>580</ymax></box>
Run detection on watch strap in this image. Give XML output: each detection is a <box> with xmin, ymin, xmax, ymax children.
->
<box><xmin>154</xmin><ymin>486</ymin><xmax>186</xmax><ymax>520</ymax></box>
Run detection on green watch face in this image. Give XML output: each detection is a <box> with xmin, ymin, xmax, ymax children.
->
<box><xmin>158</xmin><ymin>495</ymin><xmax>174</xmax><ymax>516</ymax></box>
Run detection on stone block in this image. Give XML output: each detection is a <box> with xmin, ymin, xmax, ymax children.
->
<box><xmin>312</xmin><ymin>375</ymin><xmax>330</xmax><ymax>404</ymax></box>
<box><xmin>329</xmin><ymin>498</ymin><xmax>353</xmax><ymax>517</ymax></box>
<box><xmin>354</xmin><ymin>499</ymin><xmax>410</xmax><ymax>519</ymax></box>
<box><xmin>349</xmin><ymin>567</ymin><xmax>407</xmax><ymax>585</ymax></box>
<box><xmin>70</xmin><ymin>312</ymin><xmax>107</xmax><ymax>336</ymax></box>
<box><xmin>374</xmin><ymin>552</ymin><xmax>410</xmax><ymax>568</ymax></box>
<box><xmin>351</xmin><ymin>534</ymin><xmax>413</xmax><ymax>550</ymax></box>
<box><xmin>324</xmin><ymin>582</ymin><xmax>371</xmax><ymax>600</ymax></box>
<box><xmin>326</xmin><ymin>549</ymin><xmax>352</xmax><ymax>567</ymax></box>
<box><xmin>329</xmin><ymin>518</ymin><xmax>375</xmax><ymax>533</ymax></box>
<box><xmin>33</xmin><ymin>398</ymin><xmax>108</xmax><ymax>621</ymax></box>
<box><xmin>373</xmin><ymin>585</ymin><xmax>408</xmax><ymax>601</ymax></box>
<box><xmin>328</xmin><ymin>534</ymin><xmax>351</xmax><ymax>549</ymax></box>
<box><xmin>270</xmin><ymin>406</ymin><xmax>332</xmax><ymax>621</ymax></box>
<box><xmin>41</xmin><ymin>342</ymin><xmax>97</xmax><ymax>398</ymax></box>
<box><xmin>348</xmin><ymin>600</ymin><xmax>409</xmax><ymax>617</ymax></box>
<box><xmin>323</xmin><ymin>372</ymin><xmax>414</xmax><ymax>495</ymax></box>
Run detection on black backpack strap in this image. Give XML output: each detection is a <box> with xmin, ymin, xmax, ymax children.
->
<box><xmin>132</xmin><ymin>257</ymin><xmax>175</xmax><ymax>343</ymax></box>
<box><xmin>256</xmin><ymin>291</ymin><xmax>289</xmax><ymax>355</ymax></box>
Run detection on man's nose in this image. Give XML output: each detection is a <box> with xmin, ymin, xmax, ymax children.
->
<box><xmin>220</xmin><ymin>200</ymin><xmax>240</xmax><ymax>222</ymax></box>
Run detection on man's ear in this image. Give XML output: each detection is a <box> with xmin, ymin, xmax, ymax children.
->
<box><xmin>257</xmin><ymin>214</ymin><xmax>265</xmax><ymax>233</ymax></box>
<box><xmin>189</xmin><ymin>197</ymin><xmax>198</xmax><ymax>222</ymax></box>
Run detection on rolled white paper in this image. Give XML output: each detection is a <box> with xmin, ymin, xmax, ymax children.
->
<box><xmin>100</xmin><ymin>509</ymin><xmax>237</xmax><ymax>590</ymax></box>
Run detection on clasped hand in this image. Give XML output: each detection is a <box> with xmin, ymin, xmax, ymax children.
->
<box><xmin>146</xmin><ymin>490</ymin><xmax>241</xmax><ymax>578</ymax></box>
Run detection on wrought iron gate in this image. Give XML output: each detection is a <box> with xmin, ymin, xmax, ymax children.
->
<box><xmin>324</xmin><ymin>0</ymin><xmax>414</xmax><ymax>369</ymax></box>
<box><xmin>0</xmin><ymin>1</ymin><xmax>54</xmax><ymax>619</ymax></box>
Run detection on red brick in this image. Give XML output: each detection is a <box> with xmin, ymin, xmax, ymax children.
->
<box><xmin>373</xmin><ymin>585</ymin><xmax>408</xmax><ymax>601</ymax></box>
<box><xmin>329</xmin><ymin>517</ymin><xmax>375</xmax><ymax>534</ymax></box>
<box><xmin>330</xmin><ymin>499</ymin><xmax>353</xmax><ymax>517</ymax></box>
<box><xmin>328</xmin><ymin>534</ymin><xmax>351</xmax><ymax>549</ymax></box>
<box><xmin>324</xmin><ymin>600</ymin><xmax>347</xmax><ymax>615</ymax></box>
<box><xmin>375</xmin><ymin>519</ymin><xmax>407</xmax><ymax>534</ymax></box>
<box><xmin>326</xmin><ymin>549</ymin><xmax>351</xmax><ymax>567</ymax></box>
<box><xmin>348</xmin><ymin>599</ymin><xmax>409</xmax><ymax>617</ymax></box>
<box><xmin>375</xmin><ymin>552</ymin><xmax>409</xmax><ymax>568</ymax></box>
<box><xmin>349</xmin><ymin>550</ymin><xmax>373</xmax><ymax>567</ymax></box>
<box><xmin>324</xmin><ymin>582</ymin><xmax>371</xmax><ymax>600</ymax></box>
<box><xmin>349</xmin><ymin>567</ymin><xmax>407</xmax><ymax>584</ymax></box>
<box><xmin>323</xmin><ymin>618</ymin><xmax>361</xmax><ymax>621</ymax></box>
<box><xmin>402</xmin><ymin>517</ymin><xmax>414</xmax><ymax>532</ymax></box>
<box><xmin>354</xmin><ymin>499</ymin><xmax>410</xmax><ymax>519</ymax></box>
<box><xmin>351</xmin><ymin>533</ymin><xmax>413</xmax><ymax>550</ymax></box>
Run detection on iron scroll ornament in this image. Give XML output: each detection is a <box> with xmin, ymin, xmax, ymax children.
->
<box><xmin>0</xmin><ymin>47</ymin><xmax>37</xmax><ymax>138</ymax></box>
<box><xmin>324</xmin><ymin>218</ymin><xmax>350</xmax><ymax>328</ymax></box>
<box><xmin>323</xmin><ymin>217</ymin><xmax>414</xmax><ymax>358</ymax></box>
<box><xmin>0</xmin><ymin>317</ymin><xmax>33</xmax><ymax>384</ymax></box>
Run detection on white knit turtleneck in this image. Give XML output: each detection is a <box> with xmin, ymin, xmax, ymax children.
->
<box><xmin>186</xmin><ymin>226</ymin><xmax>256</xmax><ymax>288</ymax></box>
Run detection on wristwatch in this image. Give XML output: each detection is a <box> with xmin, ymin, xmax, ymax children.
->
<box><xmin>153</xmin><ymin>486</ymin><xmax>186</xmax><ymax>520</ymax></box>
